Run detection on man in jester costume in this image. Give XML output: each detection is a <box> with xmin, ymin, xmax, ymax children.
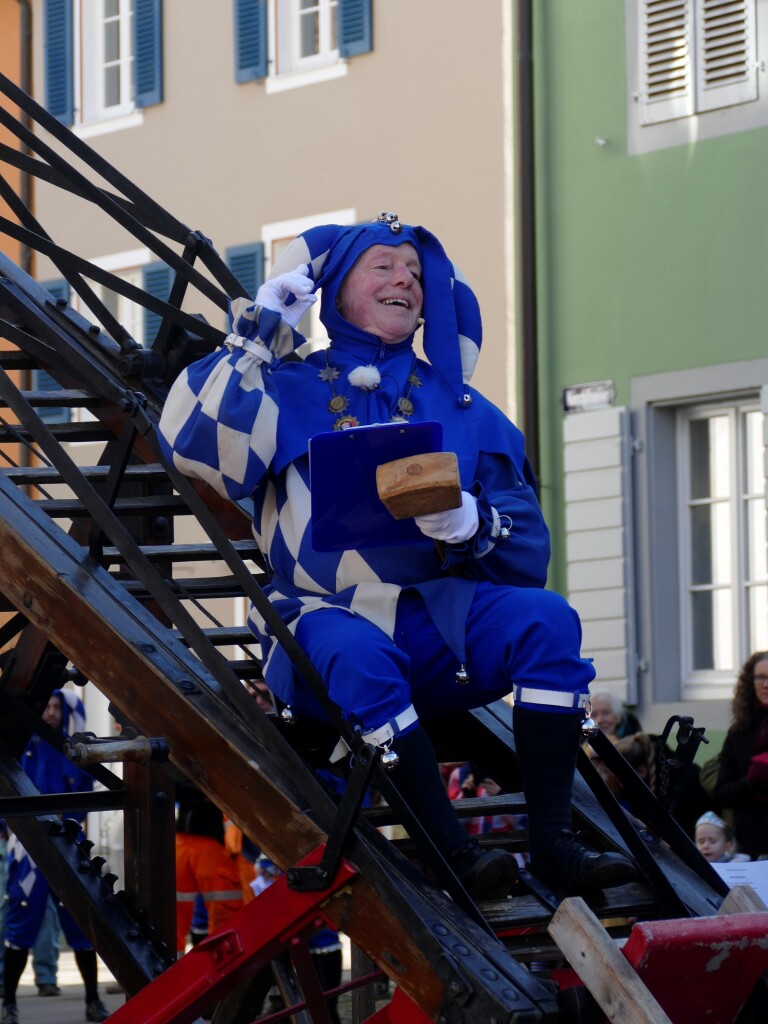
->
<box><xmin>159</xmin><ymin>213</ymin><xmax>634</xmax><ymax>900</ymax></box>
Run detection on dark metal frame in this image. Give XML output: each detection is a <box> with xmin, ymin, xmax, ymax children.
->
<box><xmin>0</xmin><ymin>68</ymin><xmax>742</xmax><ymax>1022</ymax></box>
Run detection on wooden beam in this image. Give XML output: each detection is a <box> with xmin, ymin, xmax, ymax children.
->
<box><xmin>548</xmin><ymin>896</ymin><xmax>673</xmax><ymax>1024</ymax></box>
<box><xmin>0</xmin><ymin>471</ymin><xmax>554</xmax><ymax>1021</ymax></box>
<box><xmin>719</xmin><ymin>883</ymin><xmax>768</xmax><ymax>914</ymax></box>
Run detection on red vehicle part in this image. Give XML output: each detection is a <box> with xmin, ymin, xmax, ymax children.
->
<box><xmin>107</xmin><ymin>846</ymin><xmax>356</xmax><ymax>1024</ymax></box>
<box><xmin>620</xmin><ymin>911</ymin><xmax>768</xmax><ymax>1024</ymax></box>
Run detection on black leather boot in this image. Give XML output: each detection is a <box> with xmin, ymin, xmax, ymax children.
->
<box><xmin>388</xmin><ymin>726</ymin><xmax>518</xmax><ymax>900</ymax></box>
<box><xmin>513</xmin><ymin>704</ymin><xmax>635</xmax><ymax>894</ymax></box>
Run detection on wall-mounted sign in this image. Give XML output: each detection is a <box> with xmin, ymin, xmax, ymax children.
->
<box><xmin>561</xmin><ymin>380</ymin><xmax>615</xmax><ymax>413</ymax></box>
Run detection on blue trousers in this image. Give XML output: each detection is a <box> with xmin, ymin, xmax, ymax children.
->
<box><xmin>292</xmin><ymin>582</ymin><xmax>595</xmax><ymax>735</ymax></box>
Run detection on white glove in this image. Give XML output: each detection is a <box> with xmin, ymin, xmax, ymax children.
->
<box><xmin>415</xmin><ymin>491</ymin><xmax>479</xmax><ymax>544</ymax></box>
<box><xmin>255</xmin><ymin>264</ymin><xmax>317</xmax><ymax>328</ymax></box>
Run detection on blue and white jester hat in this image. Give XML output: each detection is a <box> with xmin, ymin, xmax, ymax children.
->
<box><xmin>269</xmin><ymin>212</ymin><xmax>483</xmax><ymax>407</ymax></box>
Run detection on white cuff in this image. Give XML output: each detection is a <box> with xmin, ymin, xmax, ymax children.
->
<box><xmin>362</xmin><ymin>705</ymin><xmax>419</xmax><ymax>748</ymax></box>
<box><xmin>514</xmin><ymin>686</ymin><xmax>589</xmax><ymax>710</ymax></box>
<box><xmin>224</xmin><ymin>333</ymin><xmax>273</xmax><ymax>363</ymax></box>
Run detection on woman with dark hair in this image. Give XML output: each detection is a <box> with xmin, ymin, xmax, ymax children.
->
<box><xmin>714</xmin><ymin>651</ymin><xmax>768</xmax><ymax>860</ymax></box>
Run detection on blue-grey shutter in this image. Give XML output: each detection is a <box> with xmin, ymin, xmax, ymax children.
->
<box><xmin>339</xmin><ymin>0</ymin><xmax>372</xmax><ymax>58</ymax></box>
<box><xmin>133</xmin><ymin>0</ymin><xmax>164</xmax><ymax>108</ymax></box>
<box><xmin>234</xmin><ymin>0</ymin><xmax>268</xmax><ymax>82</ymax></box>
<box><xmin>142</xmin><ymin>263</ymin><xmax>173</xmax><ymax>346</ymax></box>
<box><xmin>44</xmin><ymin>0</ymin><xmax>74</xmax><ymax>125</ymax></box>
<box><xmin>36</xmin><ymin>279</ymin><xmax>71</xmax><ymax>423</ymax></box>
<box><xmin>226</xmin><ymin>242</ymin><xmax>265</xmax><ymax>299</ymax></box>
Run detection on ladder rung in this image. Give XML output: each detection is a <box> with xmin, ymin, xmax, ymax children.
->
<box><xmin>10</xmin><ymin>389</ymin><xmax>109</xmax><ymax>408</ymax></box>
<box><xmin>484</xmin><ymin>881</ymin><xmax>659</xmax><ymax>934</ymax></box>
<box><xmin>0</xmin><ymin>351</ymin><xmax>37</xmax><ymax>370</ymax></box>
<box><xmin>0</xmin><ymin>423</ymin><xmax>115</xmax><ymax>442</ymax></box>
<box><xmin>171</xmin><ymin>626</ymin><xmax>256</xmax><ymax>646</ymax></box>
<box><xmin>101</xmin><ymin>541</ymin><xmax>262</xmax><ymax>563</ymax></box>
<box><xmin>112</xmin><ymin>576</ymin><xmax>261</xmax><ymax>600</ymax></box>
<box><xmin>2</xmin><ymin>463</ymin><xmax>167</xmax><ymax>485</ymax></box>
<box><xmin>37</xmin><ymin>494</ymin><xmax>188</xmax><ymax>517</ymax></box>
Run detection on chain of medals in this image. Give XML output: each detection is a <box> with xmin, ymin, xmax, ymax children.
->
<box><xmin>318</xmin><ymin>350</ymin><xmax>422</xmax><ymax>430</ymax></box>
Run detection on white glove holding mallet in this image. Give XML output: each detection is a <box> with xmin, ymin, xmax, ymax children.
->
<box><xmin>415</xmin><ymin>491</ymin><xmax>479</xmax><ymax>544</ymax></box>
<box><xmin>255</xmin><ymin>264</ymin><xmax>317</xmax><ymax>328</ymax></box>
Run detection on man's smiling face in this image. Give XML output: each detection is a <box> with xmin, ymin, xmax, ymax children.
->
<box><xmin>337</xmin><ymin>243</ymin><xmax>423</xmax><ymax>344</ymax></box>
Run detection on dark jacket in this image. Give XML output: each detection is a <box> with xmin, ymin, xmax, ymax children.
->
<box><xmin>715</xmin><ymin>708</ymin><xmax>768</xmax><ymax>859</ymax></box>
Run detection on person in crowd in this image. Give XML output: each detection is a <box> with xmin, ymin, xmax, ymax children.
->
<box><xmin>1</xmin><ymin>690</ymin><xmax>109</xmax><ymax>1024</ymax></box>
<box><xmin>715</xmin><ymin>651</ymin><xmax>768</xmax><ymax>860</ymax></box>
<box><xmin>446</xmin><ymin>763</ymin><xmax>480</xmax><ymax>803</ymax></box>
<box><xmin>588</xmin><ymin>730</ymin><xmax>711</xmax><ymax>835</ymax></box>
<box><xmin>175</xmin><ymin>780</ymin><xmax>244</xmax><ymax>958</ymax></box>
<box><xmin>159</xmin><ymin>212</ymin><xmax>634</xmax><ymax>900</ymax></box>
<box><xmin>694</xmin><ymin>810</ymin><xmax>750</xmax><ymax>864</ymax></box>
<box><xmin>589</xmin><ymin>689</ymin><xmax>642</xmax><ymax>741</ymax></box>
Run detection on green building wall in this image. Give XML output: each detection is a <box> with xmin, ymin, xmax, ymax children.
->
<box><xmin>532</xmin><ymin>0</ymin><xmax>768</xmax><ymax>593</ymax></box>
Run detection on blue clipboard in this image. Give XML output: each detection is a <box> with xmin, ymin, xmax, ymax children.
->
<box><xmin>309</xmin><ymin>421</ymin><xmax>443</xmax><ymax>552</ymax></box>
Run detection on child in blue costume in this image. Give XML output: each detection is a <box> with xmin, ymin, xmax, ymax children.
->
<box><xmin>2</xmin><ymin>691</ymin><xmax>109</xmax><ymax>1024</ymax></box>
<box><xmin>159</xmin><ymin>213</ymin><xmax>634</xmax><ymax>900</ymax></box>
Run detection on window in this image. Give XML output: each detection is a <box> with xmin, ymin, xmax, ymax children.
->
<box><xmin>281</xmin><ymin>0</ymin><xmax>339</xmax><ymax>73</ymax></box>
<box><xmin>679</xmin><ymin>402</ymin><xmax>768</xmax><ymax>685</ymax></box>
<box><xmin>45</xmin><ymin>0</ymin><xmax>163</xmax><ymax>130</ymax></box>
<box><xmin>626</xmin><ymin>0</ymin><xmax>768</xmax><ymax>153</ymax></box>
<box><xmin>64</xmin><ymin>251</ymin><xmax>162</xmax><ymax>426</ymax></box>
<box><xmin>234</xmin><ymin>0</ymin><xmax>371</xmax><ymax>90</ymax></box>
<box><xmin>80</xmin><ymin>0</ymin><xmax>135</xmax><ymax>122</ymax></box>
<box><xmin>69</xmin><ymin>250</ymin><xmax>155</xmax><ymax>342</ymax></box>
<box><xmin>261</xmin><ymin>208</ymin><xmax>355</xmax><ymax>351</ymax></box>
<box><xmin>630</xmin><ymin>360</ymin><xmax>768</xmax><ymax>704</ymax></box>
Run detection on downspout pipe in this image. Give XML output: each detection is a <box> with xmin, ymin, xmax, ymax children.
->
<box><xmin>16</xmin><ymin>0</ymin><xmax>33</xmax><ymax>476</ymax></box>
<box><xmin>514</xmin><ymin>0</ymin><xmax>540</xmax><ymax>483</ymax></box>
<box><xmin>17</xmin><ymin>0</ymin><xmax>33</xmax><ymax>276</ymax></box>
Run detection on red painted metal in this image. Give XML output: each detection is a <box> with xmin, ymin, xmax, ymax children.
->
<box><xmin>107</xmin><ymin>846</ymin><xmax>357</xmax><ymax>1024</ymax></box>
<box><xmin>621</xmin><ymin>912</ymin><xmax>768</xmax><ymax>1024</ymax></box>
<box><xmin>361</xmin><ymin>986</ymin><xmax>433</xmax><ymax>1023</ymax></box>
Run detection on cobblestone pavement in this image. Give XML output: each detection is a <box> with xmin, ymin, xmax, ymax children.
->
<box><xmin>2</xmin><ymin>951</ymin><xmax>124</xmax><ymax>1024</ymax></box>
<box><xmin>3</xmin><ymin>950</ymin><xmax>390</xmax><ymax>1022</ymax></box>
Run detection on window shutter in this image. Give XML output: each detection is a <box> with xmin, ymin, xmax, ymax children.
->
<box><xmin>36</xmin><ymin>279</ymin><xmax>71</xmax><ymax>424</ymax></box>
<box><xmin>44</xmin><ymin>0</ymin><xmax>74</xmax><ymax>125</ymax></box>
<box><xmin>638</xmin><ymin>0</ymin><xmax>695</xmax><ymax>125</ymax></box>
<box><xmin>234</xmin><ymin>0</ymin><xmax>268</xmax><ymax>82</ymax></box>
<box><xmin>563</xmin><ymin>407</ymin><xmax>638</xmax><ymax>702</ymax></box>
<box><xmin>695</xmin><ymin>0</ymin><xmax>757</xmax><ymax>113</ymax></box>
<box><xmin>142</xmin><ymin>263</ymin><xmax>173</xmax><ymax>346</ymax></box>
<box><xmin>133</xmin><ymin>0</ymin><xmax>164</xmax><ymax>108</ymax></box>
<box><xmin>339</xmin><ymin>0</ymin><xmax>372</xmax><ymax>58</ymax></box>
<box><xmin>226</xmin><ymin>242</ymin><xmax>265</xmax><ymax>299</ymax></box>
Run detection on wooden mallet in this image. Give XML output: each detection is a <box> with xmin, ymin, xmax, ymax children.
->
<box><xmin>375</xmin><ymin>451</ymin><xmax>461</xmax><ymax>520</ymax></box>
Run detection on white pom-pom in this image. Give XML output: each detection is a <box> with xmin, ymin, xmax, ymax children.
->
<box><xmin>348</xmin><ymin>365</ymin><xmax>381</xmax><ymax>390</ymax></box>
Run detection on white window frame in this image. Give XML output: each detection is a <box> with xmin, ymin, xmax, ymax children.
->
<box><xmin>677</xmin><ymin>400</ymin><xmax>768</xmax><ymax>697</ymax></box>
<box><xmin>626</xmin><ymin>0</ymin><xmax>768</xmax><ymax>155</ymax></box>
<box><xmin>73</xmin><ymin>0</ymin><xmax>144</xmax><ymax>138</ymax></box>
<box><xmin>266</xmin><ymin>0</ymin><xmax>348</xmax><ymax>94</ymax></box>
<box><xmin>631</xmin><ymin>359</ymin><xmax>768</xmax><ymax>715</ymax></box>
<box><xmin>261</xmin><ymin>208</ymin><xmax>355</xmax><ymax>352</ymax></box>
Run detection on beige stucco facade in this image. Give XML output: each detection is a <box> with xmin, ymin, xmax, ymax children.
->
<box><xmin>28</xmin><ymin>0</ymin><xmax>518</xmax><ymax>416</ymax></box>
